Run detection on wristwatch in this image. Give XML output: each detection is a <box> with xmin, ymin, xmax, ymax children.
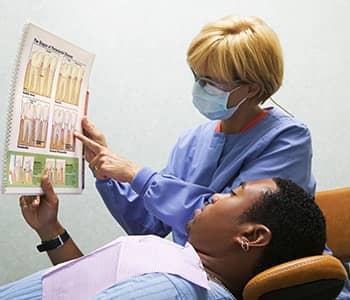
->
<box><xmin>36</xmin><ymin>230</ymin><xmax>70</xmax><ymax>252</ymax></box>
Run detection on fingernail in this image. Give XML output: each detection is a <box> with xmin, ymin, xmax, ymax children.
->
<box><xmin>33</xmin><ymin>196</ymin><xmax>40</xmax><ymax>205</ymax></box>
<box><xmin>43</xmin><ymin>176</ymin><xmax>50</xmax><ymax>185</ymax></box>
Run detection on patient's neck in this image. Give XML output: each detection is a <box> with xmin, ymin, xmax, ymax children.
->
<box><xmin>198</xmin><ymin>251</ymin><xmax>253</xmax><ymax>299</ymax></box>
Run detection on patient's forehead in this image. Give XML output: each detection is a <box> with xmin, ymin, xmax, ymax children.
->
<box><xmin>233</xmin><ymin>179</ymin><xmax>278</xmax><ymax>210</ymax></box>
<box><xmin>242</xmin><ymin>179</ymin><xmax>277</xmax><ymax>195</ymax></box>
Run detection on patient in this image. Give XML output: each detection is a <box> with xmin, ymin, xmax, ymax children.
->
<box><xmin>0</xmin><ymin>177</ymin><xmax>326</xmax><ymax>300</ymax></box>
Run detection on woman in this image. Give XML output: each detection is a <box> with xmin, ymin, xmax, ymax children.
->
<box><xmin>77</xmin><ymin>15</ymin><xmax>315</xmax><ymax>246</ymax></box>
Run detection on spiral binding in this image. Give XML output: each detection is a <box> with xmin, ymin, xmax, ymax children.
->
<box><xmin>1</xmin><ymin>23</ymin><xmax>31</xmax><ymax>193</ymax></box>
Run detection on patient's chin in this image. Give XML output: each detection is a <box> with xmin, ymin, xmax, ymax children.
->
<box><xmin>186</xmin><ymin>219</ymin><xmax>194</xmax><ymax>235</ymax></box>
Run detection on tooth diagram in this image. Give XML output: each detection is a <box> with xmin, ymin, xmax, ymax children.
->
<box><xmin>55</xmin><ymin>62</ymin><xmax>84</xmax><ymax>105</ymax></box>
<box><xmin>23</xmin><ymin>51</ymin><xmax>58</xmax><ymax>97</ymax></box>
<box><xmin>21</xmin><ymin>101</ymin><xmax>34</xmax><ymax>145</ymax></box>
<box><xmin>18</xmin><ymin>99</ymin><xmax>50</xmax><ymax>148</ymax></box>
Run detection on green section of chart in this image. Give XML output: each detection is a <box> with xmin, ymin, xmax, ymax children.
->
<box><xmin>6</xmin><ymin>150</ymin><xmax>79</xmax><ymax>188</ymax></box>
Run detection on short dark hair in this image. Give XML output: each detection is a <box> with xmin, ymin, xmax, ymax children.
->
<box><xmin>240</xmin><ymin>178</ymin><xmax>326</xmax><ymax>275</ymax></box>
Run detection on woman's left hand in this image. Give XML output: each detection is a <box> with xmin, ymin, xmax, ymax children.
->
<box><xmin>74</xmin><ymin>132</ymin><xmax>141</xmax><ymax>182</ymax></box>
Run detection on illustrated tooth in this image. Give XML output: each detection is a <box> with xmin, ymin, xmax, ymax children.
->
<box><xmin>31</xmin><ymin>52</ymin><xmax>44</xmax><ymax>94</ymax></box>
<box><xmin>45</xmin><ymin>159</ymin><xmax>55</xmax><ymax>183</ymax></box>
<box><xmin>73</xmin><ymin>67</ymin><xmax>84</xmax><ymax>105</ymax></box>
<box><xmin>8</xmin><ymin>155</ymin><xmax>15</xmax><ymax>184</ymax></box>
<box><xmin>27</xmin><ymin>52</ymin><xmax>38</xmax><ymax>92</ymax></box>
<box><xmin>19</xmin><ymin>102</ymin><xmax>26</xmax><ymax>144</ymax></box>
<box><xmin>23</xmin><ymin>101</ymin><xmax>34</xmax><ymax>118</ymax></box>
<box><xmin>20</xmin><ymin>101</ymin><xmax>25</xmax><ymax>118</ymax></box>
<box><xmin>18</xmin><ymin>104</ymin><xmax>24</xmax><ymax>145</ymax></box>
<box><xmin>56</xmin><ymin>63</ymin><xmax>65</xmax><ymax>100</ymax></box>
<box><xmin>24</xmin><ymin>58</ymin><xmax>32</xmax><ymax>91</ymax></box>
<box><xmin>47</xmin><ymin>56</ymin><xmax>58</xmax><ymax>97</ymax></box>
<box><xmin>56</xmin><ymin>63</ymin><xmax>70</xmax><ymax>101</ymax></box>
<box><xmin>52</xmin><ymin>108</ymin><xmax>60</xmax><ymax>147</ymax></box>
<box><xmin>41</xmin><ymin>104</ymin><xmax>50</xmax><ymax>145</ymax></box>
<box><xmin>57</xmin><ymin>109</ymin><xmax>64</xmax><ymax>148</ymax></box>
<box><xmin>23</xmin><ymin>102</ymin><xmax>34</xmax><ymax>145</ymax></box>
<box><xmin>67</xmin><ymin>111</ymin><xmax>73</xmax><ymax>146</ymax></box>
<box><xmin>34</xmin><ymin>102</ymin><xmax>41</xmax><ymax>119</ymax></box>
<box><xmin>68</xmin><ymin>65</ymin><xmax>79</xmax><ymax>104</ymax></box>
<box><xmin>64</xmin><ymin>110</ymin><xmax>70</xmax><ymax>126</ymax></box>
<box><xmin>63</xmin><ymin>110</ymin><xmax>70</xmax><ymax>148</ymax></box>
<box><xmin>63</xmin><ymin>64</ymin><xmax>72</xmax><ymax>102</ymax></box>
<box><xmin>40</xmin><ymin>54</ymin><xmax>51</xmax><ymax>96</ymax></box>
<box><xmin>55</xmin><ymin>159</ymin><xmax>65</xmax><ymax>184</ymax></box>
<box><xmin>14</xmin><ymin>155</ymin><xmax>23</xmax><ymax>184</ymax></box>
<box><xmin>23</xmin><ymin>158</ymin><xmax>33</xmax><ymax>184</ymax></box>
<box><xmin>71</xmin><ymin>111</ymin><xmax>78</xmax><ymax>130</ymax></box>
<box><xmin>70</xmin><ymin>111</ymin><xmax>78</xmax><ymax>150</ymax></box>
<box><xmin>42</xmin><ymin>104</ymin><xmax>50</xmax><ymax>121</ymax></box>
<box><xmin>55</xmin><ymin>63</ymin><xmax>63</xmax><ymax>100</ymax></box>
<box><xmin>33</xmin><ymin>102</ymin><xmax>42</xmax><ymax>145</ymax></box>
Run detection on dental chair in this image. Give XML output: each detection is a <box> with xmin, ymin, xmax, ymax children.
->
<box><xmin>242</xmin><ymin>187</ymin><xmax>350</xmax><ymax>300</ymax></box>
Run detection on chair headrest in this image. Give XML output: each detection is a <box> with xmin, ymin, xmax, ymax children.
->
<box><xmin>316</xmin><ymin>187</ymin><xmax>350</xmax><ymax>261</ymax></box>
<box><xmin>242</xmin><ymin>255</ymin><xmax>347</xmax><ymax>300</ymax></box>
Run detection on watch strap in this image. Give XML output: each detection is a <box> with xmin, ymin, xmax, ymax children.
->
<box><xmin>37</xmin><ymin>230</ymin><xmax>70</xmax><ymax>252</ymax></box>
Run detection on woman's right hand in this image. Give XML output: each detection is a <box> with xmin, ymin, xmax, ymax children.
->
<box><xmin>81</xmin><ymin>117</ymin><xmax>107</xmax><ymax>163</ymax></box>
<box><xmin>19</xmin><ymin>176</ymin><xmax>63</xmax><ymax>240</ymax></box>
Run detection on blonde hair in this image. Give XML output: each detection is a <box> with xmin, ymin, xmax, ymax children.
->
<box><xmin>187</xmin><ymin>16</ymin><xmax>283</xmax><ymax>103</ymax></box>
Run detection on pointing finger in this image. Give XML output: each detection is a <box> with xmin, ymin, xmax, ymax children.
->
<box><xmin>81</xmin><ymin>117</ymin><xmax>106</xmax><ymax>143</ymax></box>
<box><xmin>74</xmin><ymin>131</ymin><xmax>102</xmax><ymax>153</ymax></box>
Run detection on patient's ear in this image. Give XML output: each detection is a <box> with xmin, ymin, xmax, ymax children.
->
<box><xmin>234</xmin><ymin>224</ymin><xmax>272</xmax><ymax>249</ymax></box>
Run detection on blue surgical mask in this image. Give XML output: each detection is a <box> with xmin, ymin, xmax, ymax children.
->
<box><xmin>192</xmin><ymin>81</ymin><xmax>247</xmax><ymax>120</ymax></box>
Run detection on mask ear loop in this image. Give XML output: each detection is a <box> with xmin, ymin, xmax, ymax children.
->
<box><xmin>236</xmin><ymin>96</ymin><xmax>248</xmax><ymax>107</ymax></box>
<box><xmin>226</xmin><ymin>85</ymin><xmax>247</xmax><ymax>109</ymax></box>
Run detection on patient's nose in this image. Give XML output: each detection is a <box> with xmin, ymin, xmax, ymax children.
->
<box><xmin>211</xmin><ymin>193</ymin><xmax>223</xmax><ymax>203</ymax></box>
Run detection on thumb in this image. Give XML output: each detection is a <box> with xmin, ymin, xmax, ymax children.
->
<box><xmin>82</xmin><ymin>117</ymin><xmax>97</xmax><ymax>135</ymax></box>
<box><xmin>82</xmin><ymin>117</ymin><xmax>106</xmax><ymax>144</ymax></box>
<box><xmin>41</xmin><ymin>176</ymin><xmax>58</xmax><ymax>205</ymax></box>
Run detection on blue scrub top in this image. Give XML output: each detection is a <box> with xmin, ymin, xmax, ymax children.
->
<box><xmin>96</xmin><ymin>107</ymin><xmax>315</xmax><ymax>245</ymax></box>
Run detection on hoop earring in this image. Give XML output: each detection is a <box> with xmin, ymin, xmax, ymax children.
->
<box><xmin>241</xmin><ymin>240</ymin><xmax>250</xmax><ymax>252</ymax></box>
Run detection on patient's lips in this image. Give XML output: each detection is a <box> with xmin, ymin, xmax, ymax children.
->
<box><xmin>194</xmin><ymin>208</ymin><xmax>202</xmax><ymax>217</ymax></box>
